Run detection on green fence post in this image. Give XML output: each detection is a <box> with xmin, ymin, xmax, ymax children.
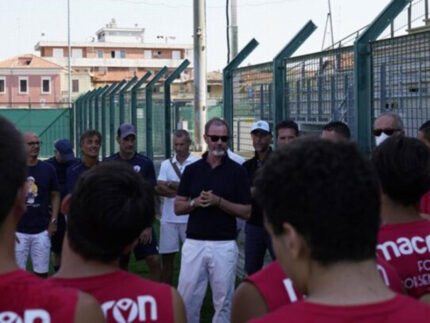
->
<box><xmin>100</xmin><ymin>83</ymin><xmax>119</xmax><ymax>159</ymax></box>
<box><xmin>109</xmin><ymin>80</ymin><xmax>127</xmax><ymax>156</ymax></box>
<box><xmin>164</xmin><ymin>60</ymin><xmax>190</xmax><ymax>159</ymax></box>
<box><xmin>119</xmin><ymin>76</ymin><xmax>138</xmax><ymax>124</ymax></box>
<box><xmin>223</xmin><ymin>39</ymin><xmax>259</xmax><ymax>148</ymax></box>
<box><xmin>130</xmin><ymin>73</ymin><xmax>152</xmax><ymax>149</ymax></box>
<box><xmin>273</xmin><ymin>20</ymin><xmax>317</xmax><ymax>128</ymax></box>
<box><xmin>83</xmin><ymin>89</ymin><xmax>95</xmax><ymax>133</ymax></box>
<box><xmin>131</xmin><ymin>72</ymin><xmax>152</xmax><ymax>129</ymax></box>
<box><xmin>95</xmin><ymin>85</ymin><xmax>109</xmax><ymax>133</ymax></box>
<box><xmin>89</xmin><ymin>87</ymin><xmax>105</xmax><ymax>129</ymax></box>
<box><xmin>146</xmin><ymin>67</ymin><xmax>168</xmax><ymax>159</ymax></box>
<box><xmin>354</xmin><ymin>0</ymin><xmax>409</xmax><ymax>155</ymax></box>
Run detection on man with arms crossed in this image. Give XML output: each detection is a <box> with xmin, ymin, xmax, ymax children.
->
<box><xmin>49</xmin><ymin>162</ymin><xmax>186</xmax><ymax>322</ymax></box>
<box><xmin>105</xmin><ymin>123</ymin><xmax>161</xmax><ymax>281</ymax></box>
<box><xmin>243</xmin><ymin>120</ymin><xmax>275</xmax><ymax>275</ymax></box>
<box><xmin>251</xmin><ymin>138</ymin><xmax>429</xmax><ymax>322</ymax></box>
<box><xmin>155</xmin><ymin>129</ymin><xmax>199</xmax><ymax>285</ymax></box>
<box><xmin>0</xmin><ymin>116</ymin><xmax>103</xmax><ymax>323</ymax></box>
<box><xmin>175</xmin><ymin>117</ymin><xmax>251</xmax><ymax>323</ymax></box>
<box><xmin>15</xmin><ymin>132</ymin><xmax>60</xmax><ymax>278</ymax></box>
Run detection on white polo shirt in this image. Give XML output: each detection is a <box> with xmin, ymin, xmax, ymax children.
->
<box><xmin>158</xmin><ymin>153</ymin><xmax>200</xmax><ymax>223</ymax></box>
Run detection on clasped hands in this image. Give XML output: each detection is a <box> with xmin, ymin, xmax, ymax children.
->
<box><xmin>194</xmin><ymin>190</ymin><xmax>221</xmax><ymax>208</ymax></box>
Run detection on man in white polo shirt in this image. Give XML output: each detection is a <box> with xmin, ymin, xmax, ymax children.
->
<box><xmin>156</xmin><ymin>129</ymin><xmax>199</xmax><ymax>285</ymax></box>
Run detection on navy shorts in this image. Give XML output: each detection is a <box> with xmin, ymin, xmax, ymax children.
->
<box><xmin>119</xmin><ymin>227</ymin><xmax>159</xmax><ymax>265</ymax></box>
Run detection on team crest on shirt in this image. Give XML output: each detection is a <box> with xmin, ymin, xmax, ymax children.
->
<box><xmin>133</xmin><ymin>165</ymin><xmax>141</xmax><ymax>173</ymax></box>
<box><xmin>102</xmin><ymin>296</ymin><xmax>158</xmax><ymax>322</ymax></box>
<box><xmin>26</xmin><ymin>176</ymin><xmax>38</xmax><ymax>205</ymax></box>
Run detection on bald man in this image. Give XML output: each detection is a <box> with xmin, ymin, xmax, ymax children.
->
<box><xmin>15</xmin><ymin>133</ymin><xmax>60</xmax><ymax>277</ymax></box>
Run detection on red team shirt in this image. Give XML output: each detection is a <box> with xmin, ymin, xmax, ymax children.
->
<box><xmin>245</xmin><ymin>258</ymin><xmax>402</xmax><ymax>314</ymax></box>
<box><xmin>251</xmin><ymin>294</ymin><xmax>430</xmax><ymax>322</ymax></box>
<box><xmin>0</xmin><ymin>270</ymin><xmax>78</xmax><ymax>323</ymax></box>
<box><xmin>377</xmin><ymin>219</ymin><xmax>430</xmax><ymax>298</ymax></box>
<box><xmin>421</xmin><ymin>191</ymin><xmax>430</xmax><ymax>215</ymax></box>
<box><xmin>49</xmin><ymin>270</ymin><xmax>174</xmax><ymax>323</ymax></box>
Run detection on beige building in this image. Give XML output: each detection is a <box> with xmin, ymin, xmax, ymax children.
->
<box><xmin>35</xmin><ymin>19</ymin><xmax>193</xmax><ymax>90</ymax></box>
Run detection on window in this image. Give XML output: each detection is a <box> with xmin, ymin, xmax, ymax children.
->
<box><xmin>53</xmin><ymin>48</ymin><xmax>64</xmax><ymax>57</ymax></box>
<box><xmin>111</xmin><ymin>50</ymin><xmax>125</xmax><ymax>59</ymax></box>
<box><xmin>172</xmin><ymin>50</ymin><xmax>181</xmax><ymax>59</ymax></box>
<box><xmin>97</xmin><ymin>50</ymin><xmax>103</xmax><ymax>58</ymax></box>
<box><xmin>0</xmin><ymin>78</ymin><xmax>5</xmax><ymax>94</ymax></box>
<box><xmin>120</xmin><ymin>50</ymin><xmax>126</xmax><ymax>58</ymax></box>
<box><xmin>72</xmin><ymin>48</ymin><xmax>83</xmax><ymax>58</ymax></box>
<box><xmin>111</xmin><ymin>51</ymin><xmax>115</xmax><ymax>58</ymax></box>
<box><xmin>41</xmin><ymin>77</ymin><xmax>51</xmax><ymax>94</ymax></box>
<box><xmin>19</xmin><ymin>77</ymin><xmax>28</xmax><ymax>94</ymax></box>
<box><xmin>144</xmin><ymin>50</ymin><xmax>152</xmax><ymax>59</ymax></box>
<box><xmin>72</xmin><ymin>80</ymin><xmax>79</xmax><ymax>93</ymax></box>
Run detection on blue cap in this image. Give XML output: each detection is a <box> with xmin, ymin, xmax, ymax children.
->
<box><xmin>54</xmin><ymin>139</ymin><xmax>75</xmax><ymax>162</ymax></box>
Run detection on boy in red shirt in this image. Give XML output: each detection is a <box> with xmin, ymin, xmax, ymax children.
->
<box><xmin>49</xmin><ymin>162</ymin><xmax>186</xmax><ymax>322</ymax></box>
<box><xmin>0</xmin><ymin>116</ymin><xmax>103</xmax><ymax>323</ymax></box>
<box><xmin>373</xmin><ymin>136</ymin><xmax>430</xmax><ymax>302</ymax></box>
<box><xmin>250</xmin><ymin>138</ymin><xmax>430</xmax><ymax>322</ymax></box>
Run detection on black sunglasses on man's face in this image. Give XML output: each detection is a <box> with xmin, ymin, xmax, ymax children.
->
<box><xmin>372</xmin><ymin>128</ymin><xmax>400</xmax><ymax>136</ymax></box>
<box><xmin>206</xmin><ymin>135</ymin><xmax>229</xmax><ymax>143</ymax></box>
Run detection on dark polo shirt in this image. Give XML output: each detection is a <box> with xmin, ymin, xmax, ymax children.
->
<box><xmin>177</xmin><ymin>152</ymin><xmax>251</xmax><ymax>241</ymax></box>
<box><xmin>243</xmin><ymin>148</ymin><xmax>272</xmax><ymax>227</ymax></box>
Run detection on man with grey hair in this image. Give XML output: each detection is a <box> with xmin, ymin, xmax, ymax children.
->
<box><xmin>175</xmin><ymin>117</ymin><xmax>251</xmax><ymax>323</ymax></box>
<box><xmin>373</xmin><ymin>111</ymin><xmax>405</xmax><ymax>146</ymax></box>
<box><xmin>155</xmin><ymin>129</ymin><xmax>199</xmax><ymax>285</ymax></box>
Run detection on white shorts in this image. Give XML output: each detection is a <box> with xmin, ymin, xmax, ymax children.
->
<box><xmin>159</xmin><ymin>222</ymin><xmax>187</xmax><ymax>254</ymax></box>
<box><xmin>15</xmin><ymin>230</ymin><xmax>51</xmax><ymax>274</ymax></box>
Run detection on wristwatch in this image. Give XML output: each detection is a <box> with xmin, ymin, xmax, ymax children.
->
<box><xmin>190</xmin><ymin>198</ymin><xmax>195</xmax><ymax>208</ymax></box>
<box><xmin>50</xmin><ymin>217</ymin><xmax>58</xmax><ymax>225</ymax></box>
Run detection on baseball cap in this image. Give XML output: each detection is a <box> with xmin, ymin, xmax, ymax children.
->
<box><xmin>54</xmin><ymin>139</ymin><xmax>75</xmax><ymax>162</ymax></box>
<box><xmin>118</xmin><ymin>123</ymin><xmax>137</xmax><ymax>139</ymax></box>
<box><xmin>251</xmin><ymin>120</ymin><xmax>270</xmax><ymax>134</ymax></box>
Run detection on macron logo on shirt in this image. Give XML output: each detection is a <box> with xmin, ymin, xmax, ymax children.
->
<box><xmin>377</xmin><ymin>235</ymin><xmax>430</xmax><ymax>261</ymax></box>
<box><xmin>102</xmin><ymin>296</ymin><xmax>157</xmax><ymax>322</ymax></box>
<box><xmin>0</xmin><ymin>310</ymin><xmax>50</xmax><ymax>323</ymax></box>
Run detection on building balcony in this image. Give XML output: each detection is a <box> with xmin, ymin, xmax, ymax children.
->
<box><xmin>44</xmin><ymin>57</ymin><xmax>194</xmax><ymax>69</ymax></box>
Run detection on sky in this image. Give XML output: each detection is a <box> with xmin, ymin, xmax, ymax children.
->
<box><xmin>0</xmin><ymin>0</ymin><xmax>420</xmax><ymax>71</ymax></box>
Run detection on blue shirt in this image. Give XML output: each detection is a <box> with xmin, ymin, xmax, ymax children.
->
<box><xmin>104</xmin><ymin>152</ymin><xmax>156</xmax><ymax>186</ymax></box>
<box><xmin>177</xmin><ymin>152</ymin><xmax>251</xmax><ymax>240</ymax></box>
<box><xmin>46</xmin><ymin>157</ymin><xmax>79</xmax><ymax>198</ymax></box>
<box><xmin>17</xmin><ymin>161</ymin><xmax>60</xmax><ymax>234</ymax></box>
<box><xmin>66</xmin><ymin>161</ymin><xmax>92</xmax><ymax>194</ymax></box>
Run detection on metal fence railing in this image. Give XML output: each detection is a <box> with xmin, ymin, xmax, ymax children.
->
<box><xmin>371</xmin><ymin>30</ymin><xmax>430</xmax><ymax>136</ymax></box>
<box><xmin>286</xmin><ymin>46</ymin><xmax>356</xmax><ymax>135</ymax></box>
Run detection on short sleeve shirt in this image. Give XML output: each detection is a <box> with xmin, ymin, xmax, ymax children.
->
<box><xmin>66</xmin><ymin>161</ymin><xmax>91</xmax><ymax>194</ymax></box>
<box><xmin>177</xmin><ymin>152</ymin><xmax>251</xmax><ymax>240</ymax></box>
<box><xmin>377</xmin><ymin>219</ymin><xmax>430</xmax><ymax>298</ymax></box>
<box><xmin>105</xmin><ymin>152</ymin><xmax>156</xmax><ymax>186</ymax></box>
<box><xmin>157</xmin><ymin>154</ymin><xmax>199</xmax><ymax>223</ymax></box>
<box><xmin>17</xmin><ymin>161</ymin><xmax>60</xmax><ymax>234</ymax></box>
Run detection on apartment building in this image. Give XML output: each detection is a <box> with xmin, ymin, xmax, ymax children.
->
<box><xmin>35</xmin><ymin>19</ymin><xmax>194</xmax><ymax>88</ymax></box>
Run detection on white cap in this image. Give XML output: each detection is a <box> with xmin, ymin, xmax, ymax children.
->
<box><xmin>251</xmin><ymin>120</ymin><xmax>270</xmax><ymax>133</ymax></box>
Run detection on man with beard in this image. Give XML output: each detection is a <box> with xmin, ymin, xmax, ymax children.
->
<box><xmin>174</xmin><ymin>117</ymin><xmax>251</xmax><ymax>323</ymax></box>
<box><xmin>243</xmin><ymin>120</ymin><xmax>275</xmax><ymax>275</ymax></box>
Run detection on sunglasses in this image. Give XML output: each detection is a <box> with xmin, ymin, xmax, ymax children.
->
<box><xmin>27</xmin><ymin>141</ymin><xmax>42</xmax><ymax>146</ymax></box>
<box><xmin>207</xmin><ymin>135</ymin><xmax>229</xmax><ymax>142</ymax></box>
<box><xmin>372</xmin><ymin>129</ymin><xmax>400</xmax><ymax>136</ymax></box>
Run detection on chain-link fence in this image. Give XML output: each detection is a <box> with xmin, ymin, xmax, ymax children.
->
<box><xmin>371</xmin><ymin>30</ymin><xmax>430</xmax><ymax>135</ymax></box>
<box><xmin>286</xmin><ymin>46</ymin><xmax>356</xmax><ymax>135</ymax></box>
